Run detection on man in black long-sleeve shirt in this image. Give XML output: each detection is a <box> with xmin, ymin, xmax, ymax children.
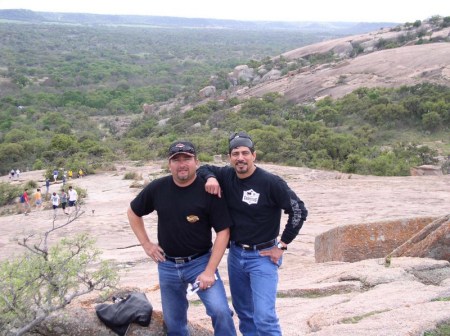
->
<box><xmin>197</xmin><ymin>131</ymin><xmax>308</xmax><ymax>336</ymax></box>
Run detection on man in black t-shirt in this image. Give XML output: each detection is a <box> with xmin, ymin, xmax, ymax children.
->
<box><xmin>197</xmin><ymin>132</ymin><xmax>308</xmax><ymax>336</ymax></box>
<box><xmin>127</xmin><ymin>141</ymin><xmax>236</xmax><ymax>336</ymax></box>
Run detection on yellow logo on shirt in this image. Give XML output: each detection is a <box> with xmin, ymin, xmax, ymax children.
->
<box><xmin>186</xmin><ymin>215</ymin><xmax>199</xmax><ymax>223</ymax></box>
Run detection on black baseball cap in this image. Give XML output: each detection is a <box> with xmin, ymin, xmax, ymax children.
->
<box><xmin>168</xmin><ymin>141</ymin><xmax>197</xmax><ymax>159</ymax></box>
<box><xmin>229</xmin><ymin>132</ymin><xmax>254</xmax><ymax>153</ymax></box>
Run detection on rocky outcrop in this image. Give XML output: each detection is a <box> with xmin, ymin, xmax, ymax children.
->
<box><xmin>32</xmin><ymin>256</ymin><xmax>450</xmax><ymax>336</ymax></box>
<box><xmin>142</xmin><ymin>103</ymin><xmax>155</xmax><ymax>114</ymax></box>
<box><xmin>278</xmin><ymin>256</ymin><xmax>450</xmax><ymax>335</ymax></box>
<box><xmin>3</xmin><ymin>165</ymin><xmax>449</xmax><ymax>336</ymax></box>
<box><xmin>243</xmin><ymin>43</ymin><xmax>450</xmax><ymax>103</ymax></box>
<box><xmin>410</xmin><ymin>165</ymin><xmax>443</xmax><ymax>176</ymax></box>
<box><xmin>228</xmin><ymin>65</ymin><xmax>254</xmax><ymax>84</ymax></box>
<box><xmin>198</xmin><ymin>85</ymin><xmax>216</xmax><ymax>98</ymax></box>
<box><xmin>315</xmin><ymin>217</ymin><xmax>435</xmax><ymax>263</ymax></box>
<box><xmin>34</xmin><ymin>306</ymin><xmax>212</xmax><ymax>336</ymax></box>
<box><xmin>261</xmin><ymin>69</ymin><xmax>282</xmax><ymax>82</ymax></box>
<box><xmin>34</xmin><ymin>307</ymin><xmax>165</xmax><ymax>336</ymax></box>
<box><xmin>220</xmin><ymin>19</ymin><xmax>450</xmax><ymax>104</ymax></box>
<box><xmin>389</xmin><ymin>214</ymin><xmax>450</xmax><ymax>261</ymax></box>
<box><xmin>315</xmin><ymin>215</ymin><xmax>450</xmax><ymax>264</ymax></box>
<box><xmin>279</xmin><ymin>23</ymin><xmax>441</xmax><ymax>62</ymax></box>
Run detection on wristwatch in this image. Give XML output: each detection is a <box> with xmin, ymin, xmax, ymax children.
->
<box><xmin>277</xmin><ymin>242</ymin><xmax>287</xmax><ymax>250</ymax></box>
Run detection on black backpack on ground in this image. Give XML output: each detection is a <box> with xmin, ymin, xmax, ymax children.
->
<box><xmin>95</xmin><ymin>292</ymin><xmax>153</xmax><ymax>336</ymax></box>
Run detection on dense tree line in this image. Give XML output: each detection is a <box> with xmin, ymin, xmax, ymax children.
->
<box><xmin>0</xmin><ymin>22</ymin><xmax>448</xmax><ymax>176</ymax></box>
<box><xmin>123</xmin><ymin>83</ymin><xmax>448</xmax><ymax>176</ymax></box>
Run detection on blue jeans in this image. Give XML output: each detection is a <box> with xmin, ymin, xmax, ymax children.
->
<box><xmin>158</xmin><ymin>252</ymin><xmax>236</xmax><ymax>336</ymax></box>
<box><xmin>228</xmin><ymin>244</ymin><xmax>282</xmax><ymax>336</ymax></box>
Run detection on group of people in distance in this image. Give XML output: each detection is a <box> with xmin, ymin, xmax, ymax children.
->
<box><xmin>50</xmin><ymin>185</ymin><xmax>78</xmax><ymax>217</ymax></box>
<box><xmin>20</xmin><ymin>185</ymin><xmax>78</xmax><ymax>217</ymax></box>
<box><xmin>128</xmin><ymin>131</ymin><xmax>308</xmax><ymax>335</ymax></box>
<box><xmin>9</xmin><ymin>169</ymin><xmax>20</xmax><ymax>180</ymax></box>
<box><xmin>51</xmin><ymin>168</ymin><xmax>84</xmax><ymax>186</ymax></box>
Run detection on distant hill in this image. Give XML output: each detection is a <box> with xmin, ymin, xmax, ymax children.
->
<box><xmin>223</xmin><ymin>17</ymin><xmax>450</xmax><ymax>104</ymax></box>
<box><xmin>0</xmin><ymin>9</ymin><xmax>397</xmax><ymax>34</ymax></box>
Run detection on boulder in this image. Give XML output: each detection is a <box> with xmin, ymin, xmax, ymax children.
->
<box><xmin>198</xmin><ymin>86</ymin><xmax>216</xmax><ymax>98</ymax></box>
<box><xmin>230</xmin><ymin>65</ymin><xmax>254</xmax><ymax>83</ymax></box>
<box><xmin>261</xmin><ymin>69</ymin><xmax>281</xmax><ymax>82</ymax></box>
<box><xmin>157</xmin><ymin>118</ymin><xmax>169</xmax><ymax>126</ymax></box>
<box><xmin>142</xmin><ymin>103</ymin><xmax>155</xmax><ymax>114</ymax></box>
<box><xmin>315</xmin><ymin>217</ymin><xmax>435</xmax><ymax>263</ymax></box>
<box><xmin>331</xmin><ymin>41</ymin><xmax>354</xmax><ymax>58</ymax></box>
<box><xmin>410</xmin><ymin>165</ymin><xmax>443</xmax><ymax>176</ymax></box>
<box><xmin>389</xmin><ymin>214</ymin><xmax>450</xmax><ymax>261</ymax></box>
<box><xmin>33</xmin><ymin>306</ymin><xmax>212</xmax><ymax>336</ymax></box>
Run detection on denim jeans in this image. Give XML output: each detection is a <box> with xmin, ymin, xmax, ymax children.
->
<box><xmin>228</xmin><ymin>244</ymin><xmax>282</xmax><ymax>336</ymax></box>
<box><xmin>158</xmin><ymin>252</ymin><xmax>236</xmax><ymax>336</ymax></box>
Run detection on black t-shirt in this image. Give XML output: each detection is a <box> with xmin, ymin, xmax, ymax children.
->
<box><xmin>130</xmin><ymin>175</ymin><xmax>232</xmax><ymax>257</ymax></box>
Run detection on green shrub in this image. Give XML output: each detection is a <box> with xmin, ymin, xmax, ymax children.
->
<box><xmin>422</xmin><ymin>111</ymin><xmax>442</xmax><ymax>131</ymax></box>
<box><xmin>197</xmin><ymin>152</ymin><xmax>213</xmax><ymax>162</ymax></box>
<box><xmin>123</xmin><ymin>171</ymin><xmax>140</xmax><ymax>180</ymax></box>
<box><xmin>0</xmin><ymin>233</ymin><xmax>118</xmax><ymax>334</ymax></box>
<box><xmin>24</xmin><ymin>180</ymin><xmax>38</xmax><ymax>189</ymax></box>
<box><xmin>32</xmin><ymin>159</ymin><xmax>45</xmax><ymax>170</ymax></box>
<box><xmin>0</xmin><ymin>182</ymin><xmax>22</xmax><ymax>206</ymax></box>
<box><xmin>441</xmin><ymin>159</ymin><xmax>450</xmax><ymax>175</ymax></box>
<box><xmin>424</xmin><ymin>321</ymin><xmax>450</xmax><ymax>335</ymax></box>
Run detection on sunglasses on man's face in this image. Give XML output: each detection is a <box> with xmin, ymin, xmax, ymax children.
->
<box><xmin>169</xmin><ymin>145</ymin><xmax>195</xmax><ymax>156</ymax></box>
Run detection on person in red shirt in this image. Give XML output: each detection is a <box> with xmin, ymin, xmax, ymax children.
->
<box><xmin>22</xmin><ymin>189</ymin><xmax>31</xmax><ymax>215</ymax></box>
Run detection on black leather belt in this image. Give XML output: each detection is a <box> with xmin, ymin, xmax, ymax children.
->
<box><xmin>233</xmin><ymin>239</ymin><xmax>276</xmax><ymax>251</ymax></box>
<box><xmin>164</xmin><ymin>250</ymin><xmax>209</xmax><ymax>264</ymax></box>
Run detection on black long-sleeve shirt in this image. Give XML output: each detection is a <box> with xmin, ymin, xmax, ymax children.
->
<box><xmin>197</xmin><ymin>165</ymin><xmax>307</xmax><ymax>245</ymax></box>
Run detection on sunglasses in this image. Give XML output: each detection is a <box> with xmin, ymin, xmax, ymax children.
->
<box><xmin>169</xmin><ymin>144</ymin><xmax>196</xmax><ymax>156</ymax></box>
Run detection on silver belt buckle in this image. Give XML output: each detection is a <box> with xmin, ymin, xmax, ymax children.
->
<box><xmin>175</xmin><ymin>258</ymin><xmax>185</xmax><ymax>264</ymax></box>
<box><xmin>242</xmin><ymin>244</ymin><xmax>251</xmax><ymax>249</ymax></box>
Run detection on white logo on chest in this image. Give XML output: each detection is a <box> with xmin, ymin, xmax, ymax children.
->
<box><xmin>242</xmin><ymin>189</ymin><xmax>260</xmax><ymax>205</ymax></box>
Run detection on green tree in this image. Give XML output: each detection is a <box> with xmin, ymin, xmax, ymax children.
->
<box><xmin>251</xmin><ymin>128</ymin><xmax>288</xmax><ymax>162</ymax></box>
<box><xmin>0</xmin><ymin>143</ymin><xmax>26</xmax><ymax>175</ymax></box>
<box><xmin>288</xmin><ymin>120</ymin><xmax>324</xmax><ymax>140</ymax></box>
<box><xmin>0</xmin><ymin>212</ymin><xmax>118</xmax><ymax>336</ymax></box>
<box><xmin>367</xmin><ymin>151</ymin><xmax>411</xmax><ymax>176</ymax></box>
<box><xmin>49</xmin><ymin>134</ymin><xmax>78</xmax><ymax>153</ymax></box>
<box><xmin>40</xmin><ymin>112</ymin><xmax>68</xmax><ymax>131</ymax></box>
<box><xmin>441</xmin><ymin>16</ymin><xmax>450</xmax><ymax>28</ymax></box>
<box><xmin>422</xmin><ymin>111</ymin><xmax>442</xmax><ymax>131</ymax></box>
<box><xmin>315</xmin><ymin>106</ymin><xmax>340</xmax><ymax>126</ymax></box>
<box><xmin>4</xmin><ymin>129</ymin><xmax>32</xmax><ymax>143</ymax></box>
<box><xmin>342</xmin><ymin>153</ymin><xmax>364</xmax><ymax>174</ymax></box>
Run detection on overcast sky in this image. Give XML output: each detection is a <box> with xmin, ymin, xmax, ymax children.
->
<box><xmin>1</xmin><ymin>0</ymin><xmax>449</xmax><ymax>23</ymax></box>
